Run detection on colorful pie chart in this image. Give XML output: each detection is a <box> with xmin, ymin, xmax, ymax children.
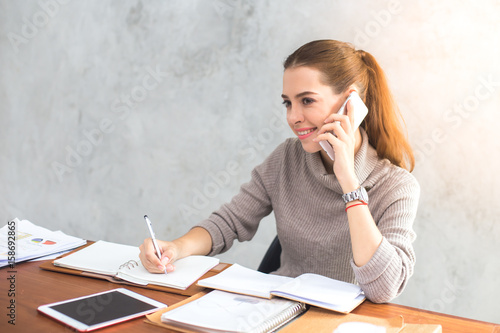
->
<box><xmin>31</xmin><ymin>238</ymin><xmax>56</xmax><ymax>245</ymax></box>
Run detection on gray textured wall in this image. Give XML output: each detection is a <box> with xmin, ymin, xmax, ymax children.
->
<box><xmin>1</xmin><ymin>0</ymin><xmax>499</xmax><ymax>323</ymax></box>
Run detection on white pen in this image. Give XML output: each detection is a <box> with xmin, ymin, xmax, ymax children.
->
<box><xmin>144</xmin><ymin>215</ymin><xmax>167</xmax><ymax>274</ymax></box>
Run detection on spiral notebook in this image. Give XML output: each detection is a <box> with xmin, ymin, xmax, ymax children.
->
<box><xmin>52</xmin><ymin>240</ymin><xmax>220</xmax><ymax>290</ymax></box>
<box><xmin>159</xmin><ymin>290</ymin><xmax>307</xmax><ymax>333</ymax></box>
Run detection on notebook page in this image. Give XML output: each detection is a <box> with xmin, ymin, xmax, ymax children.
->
<box><xmin>116</xmin><ymin>256</ymin><xmax>220</xmax><ymax>290</ymax></box>
<box><xmin>197</xmin><ymin>264</ymin><xmax>293</xmax><ymax>298</ymax></box>
<box><xmin>54</xmin><ymin>240</ymin><xmax>139</xmax><ymax>275</ymax></box>
<box><xmin>270</xmin><ymin>273</ymin><xmax>363</xmax><ymax>311</ymax></box>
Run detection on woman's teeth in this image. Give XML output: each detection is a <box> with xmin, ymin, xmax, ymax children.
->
<box><xmin>297</xmin><ymin>128</ymin><xmax>315</xmax><ymax>135</ymax></box>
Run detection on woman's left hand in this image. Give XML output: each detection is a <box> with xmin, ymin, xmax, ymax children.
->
<box><xmin>313</xmin><ymin>100</ymin><xmax>360</xmax><ymax>191</ymax></box>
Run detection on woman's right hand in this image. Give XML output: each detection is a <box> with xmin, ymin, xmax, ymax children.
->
<box><xmin>139</xmin><ymin>238</ymin><xmax>179</xmax><ymax>273</ymax></box>
<box><xmin>139</xmin><ymin>227</ymin><xmax>213</xmax><ymax>273</ymax></box>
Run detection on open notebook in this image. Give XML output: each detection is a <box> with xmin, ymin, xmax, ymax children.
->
<box><xmin>197</xmin><ymin>264</ymin><xmax>365</xmax><ymax>313</ymax></box>
<box><xmin>53</xmin><ymin>240</ymin><xmax>219</xmax><ymax>290</ymax></box>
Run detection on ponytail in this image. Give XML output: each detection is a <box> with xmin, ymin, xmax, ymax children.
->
<box><xmin>358</xmin><ymin>50</ymin><xmax>415</xmax><ymax>171</ymax></box>
<box><xmin>284</xmin><ymin>40</ymin><xmax>415</xmax><ymax>172</ymax></box>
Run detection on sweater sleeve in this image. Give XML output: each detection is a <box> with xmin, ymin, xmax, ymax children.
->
<box><xmin>195</xmin><ymin>141</ymin><xmax>286</xmax><ymax>256</ymax></box>
<box><xmin>350</xmin><ymin>176</ymin><xmax>420</xmax><ymax>303</ymax></box>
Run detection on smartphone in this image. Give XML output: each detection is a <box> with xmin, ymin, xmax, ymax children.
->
<box><xmin>38</xmin><ymin>288</ymin><xmax>167</xmax><ymax>332</ymax></box>
<box><xmin>319</xmin><ymin>91</ymin><xmax>368</xmax><ymax>161</ymax></box>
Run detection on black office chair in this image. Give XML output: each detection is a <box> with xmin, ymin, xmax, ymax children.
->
<box><xmin>257</xmin><ymin>236</ymin><xmax>282</xmax><ymax>273</ymax></box>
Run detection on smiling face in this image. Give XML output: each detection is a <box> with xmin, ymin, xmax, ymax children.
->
<box><xmin>282</xmin><ymin>66</ymin><xmax>348</xmax><ymax>153</ymax></box>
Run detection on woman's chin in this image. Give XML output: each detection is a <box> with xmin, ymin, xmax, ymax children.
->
<box><xmin>300</xmin><ymin>141</ymin><xmax>322</xmax><ymax>154</ymax></box>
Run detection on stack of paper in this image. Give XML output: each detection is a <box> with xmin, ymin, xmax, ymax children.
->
<box><xmin>0</xmin><ymin>218</ymin><xmax>86</xmax><ymax>267</ymax></box>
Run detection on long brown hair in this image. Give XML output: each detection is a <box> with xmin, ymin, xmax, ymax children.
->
<box><xmin>284</xmin><ymin>40</ymin><xmax>415</xmax><ymax>172</ymax></box>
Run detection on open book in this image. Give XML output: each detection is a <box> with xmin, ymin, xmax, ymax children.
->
<box><xmin>53</xmin><ymin>240</ymin><xmax>219</xmax><ymax>290</ymax></box>
<box><xmin>197</xmin><ymin>264</ymin><xmax>365</xmax><ymax>313</ymax></box>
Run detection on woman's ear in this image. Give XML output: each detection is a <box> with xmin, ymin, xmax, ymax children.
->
<box><xmin>346</xmin><ymin>85</ymin><xmax>358</xmax><ymax>96</ymax></box>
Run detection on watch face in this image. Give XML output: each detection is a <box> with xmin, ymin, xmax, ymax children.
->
<box><xmin>360</xmin><ymin>187</ymin><xmax>368</xmax><ymax>203</ymax></box>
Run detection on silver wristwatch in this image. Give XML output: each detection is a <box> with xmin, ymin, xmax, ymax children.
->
<box><xmin>342</xmin><ymin>186</ymin><xmax>369</xmax><ymax>204</ymax></box>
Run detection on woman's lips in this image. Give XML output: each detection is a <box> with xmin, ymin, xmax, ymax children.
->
<box><xmin>296</xmin><ymin>127</ymin><xmax>317</xmax><ymax>140</ymax></box>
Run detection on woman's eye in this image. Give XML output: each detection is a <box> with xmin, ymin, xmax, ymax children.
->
<box><xmin>302</xmin><ymin>97</ymin><xmax>314</xmax><ymax>105</ymax></box>
<box><xmin>282</xmin><ymin>100</ymin><xmax>291</xmax><ymax>108</ymax></box>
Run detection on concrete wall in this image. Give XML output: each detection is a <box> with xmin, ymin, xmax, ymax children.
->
<box><xmin>1</xmin><ymin>0</ymin><xmax>499</xmax><ymax>323</ymax></box>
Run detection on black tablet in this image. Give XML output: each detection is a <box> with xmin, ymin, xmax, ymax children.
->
<box><xmin>38</xmin><ymin>288</ymin><xmax>167</xmax><ymax>331</ymax></box>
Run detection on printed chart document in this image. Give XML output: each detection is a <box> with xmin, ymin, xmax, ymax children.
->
<box><xmin>161</xmin><ymin>290</ymin><xmax>307</xmax><ymax>333</ymax></box>
<box><xmin>53</xmin><ymin>240</ymin><xmax>220</xmax><ymax>290</ymax></box>
<box><xmin>198</xmin><ymin>264</ymin><xmax>365</xmax><ymax>313</ymax></box>
<box><xmin>0</xmin><ymin>218</ymin><xmax>86</xmax><ymax>267</ymax></box>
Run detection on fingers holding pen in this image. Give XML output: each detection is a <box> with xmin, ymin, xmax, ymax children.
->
<box><xmin>139</xmin><ymin>238</ymin><xmax>161</xmax><ymax>273</ymax></box>
<box><xmin>139</xmin><ymin>238</ymin><xmax>176</xmax><ymax>273</ymax></box>
<box><xmin>160</xmin><ymin>247</ymin><xmax>176</xmax><ymax>273</ymax></box>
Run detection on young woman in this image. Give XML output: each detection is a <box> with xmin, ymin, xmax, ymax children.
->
<box><xmin>139</xmin><ymin>40</ymin><xmax>419</xmax><ymax>303</ymax></box>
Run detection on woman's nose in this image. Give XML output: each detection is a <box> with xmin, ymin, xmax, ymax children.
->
<box><xmin>287</xmin><ymin>106</ymin><xmax>304</xmax><ymax>124</ymax></box>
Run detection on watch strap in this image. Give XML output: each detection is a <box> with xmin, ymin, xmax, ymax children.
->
<box><xmin>342</xmin><ymin>186</ymin><xmax>368</xmax><ymax>204</ymax></box>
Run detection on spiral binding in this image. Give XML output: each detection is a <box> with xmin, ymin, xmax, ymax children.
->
<box><xmin>252</xmin><ymin>302</ymin><xmax>307</xmax><ymax>333</ymax></box>
<box><xmin>119</xmin><ymin>259</ymin><xmax>139</xmax><ymax>270</ymax></box>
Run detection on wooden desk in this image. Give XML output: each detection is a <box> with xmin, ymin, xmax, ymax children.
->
<box><xmin>1</xmin><ymin>260</ymin><xmax>499</xmax><ymax>332</ymax></box>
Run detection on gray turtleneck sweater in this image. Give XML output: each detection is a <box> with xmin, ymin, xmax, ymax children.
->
<box><xmin>197</xmin><ymin>128</ymin><xmax>420</xmax><ymax>303</ymax></box>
